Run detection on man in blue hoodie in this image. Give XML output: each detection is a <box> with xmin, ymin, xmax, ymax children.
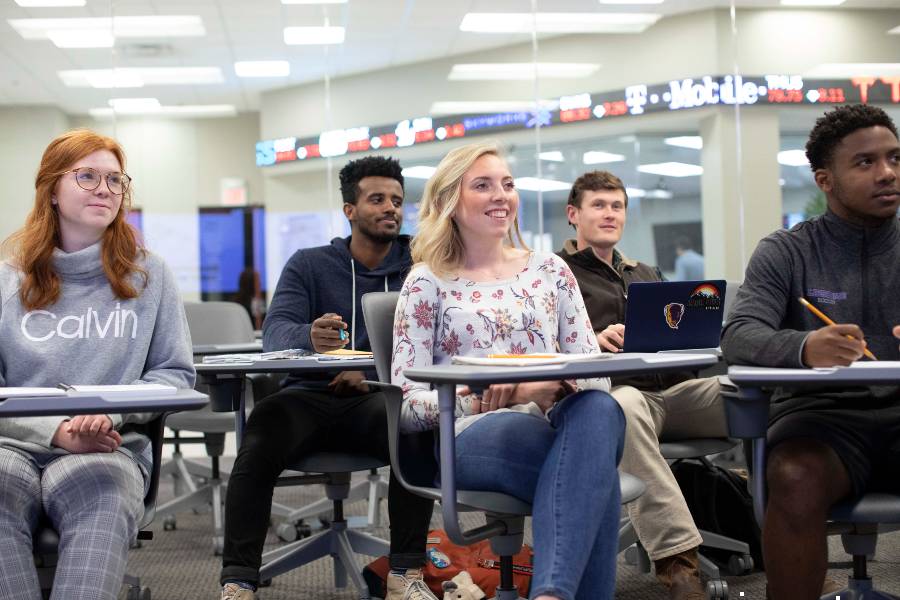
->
<box><xmin>722</xmin><ymin>104</ymin><xmax>900</xmax><ymax>600</ymax></box>
<box><xmin>219</xmin><ymin>157</ymin><xmax>436</xmax><ymax>600</ymax></box>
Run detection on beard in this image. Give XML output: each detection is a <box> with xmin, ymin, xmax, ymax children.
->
<box><xmin>357</xmin><ymin>218</ymin><xmax>401</xmax><ymax>243</ymax></box>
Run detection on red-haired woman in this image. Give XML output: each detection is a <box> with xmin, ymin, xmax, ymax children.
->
<box><xmin>0</xmin><ymin>129</ymin><xmax>194</xmax><ymax>600</ymax></box>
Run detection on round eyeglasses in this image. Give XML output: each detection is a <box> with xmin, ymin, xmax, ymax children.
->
<box><xmin>61</xmin><ymin>167</ymin><xmax>132</xmax><ymax>196</ymax></box>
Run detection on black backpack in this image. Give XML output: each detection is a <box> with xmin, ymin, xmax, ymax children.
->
<box><xmin>670</xmin><ymin>458</ymin><xmax>764</xmax><ymax>571</ymax></box>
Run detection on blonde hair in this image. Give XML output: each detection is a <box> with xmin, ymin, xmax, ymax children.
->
<box><xmin>411</xmin><ymin>141</ymin><xmax>527</xmax><ymax>276</ymax></box>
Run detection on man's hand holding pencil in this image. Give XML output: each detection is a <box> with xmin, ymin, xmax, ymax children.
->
<box><xmin>799</xmin><ymin>297</ymin><xmax>876</xmax><ymax>367</ymax></box>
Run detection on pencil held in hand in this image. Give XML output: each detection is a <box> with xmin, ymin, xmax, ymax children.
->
<box><xmin>798</xmin><ymin>297</ymin><xmax>877</xmax><ymax>361</ymax></box>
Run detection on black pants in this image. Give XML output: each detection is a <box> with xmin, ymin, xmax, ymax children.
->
<box><xmin>220</xmin><ymin>387</ymin><xmax>434</xmax><ymax>586</ymax></box>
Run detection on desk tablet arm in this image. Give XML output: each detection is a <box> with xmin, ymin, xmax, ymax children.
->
<box><xmin>721</xmin><ymin>384</ymin><xmax>771</xmax><ymax>528</ymax></box>
<box><xmin>366</xmin><ymin>381</ymin><xmax>509</xmax><ymax>547</ymax></box>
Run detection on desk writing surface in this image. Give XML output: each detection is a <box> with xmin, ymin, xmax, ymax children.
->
<box><xmin>0</xmin><ymin>388</ymin><xmax>208</xmax><ymax>417</ymax></box>
<box><xmin>728</xmin><ymin>362</ymin><xmax>900</xmax><ymax>387</ymax></box>
<box><xmin>194</xmin><ymin>356</ymin><xmax>375</xmax><ymax>376</ymax></box>
<box><xmin>404</xmin><ymin>353</ymin><xmax>717</xmax><ymax>386</ymax></box>
<box><xmin>192</xmin><ymin>341</ymin><xmax>263</xmax><ymax>355</ymax></box>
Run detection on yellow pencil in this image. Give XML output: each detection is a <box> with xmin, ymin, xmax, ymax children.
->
<box><xmin>798</xmin><ymin>297</ymin><xmax>877</xmax><ymax>361</ymax></box>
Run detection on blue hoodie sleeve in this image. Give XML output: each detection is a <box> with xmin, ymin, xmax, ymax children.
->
<box><xmin>263</xmin><ymin>250</ymin><xmax>315</xmax><ymax>352</ymax></box>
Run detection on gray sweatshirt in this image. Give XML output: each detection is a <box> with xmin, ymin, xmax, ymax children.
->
<box><xmin>0</xmin><ymin>242</ymin><xmax>195</xmax><ymax>470</ymax></box>
<box><xmin>721</xmin><ymin>210</ymin><xmax>900</xmax><ymax>417</ymax></box>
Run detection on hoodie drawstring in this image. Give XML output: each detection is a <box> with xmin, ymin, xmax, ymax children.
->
<box><xmin>349</xmin><ymin>258</ymin><xmax>390</xmax><ymax>352</ymax></box>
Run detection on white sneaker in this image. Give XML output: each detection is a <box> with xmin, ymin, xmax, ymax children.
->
<box><xmin>385</xmin><ymin>568</ymin><xmax>439</xmax><ymax>600</ymax></box>
<box><xmin>220</xmin><ymin>582</ymin><xmax>256</xmax><ymax>600</ymax></box>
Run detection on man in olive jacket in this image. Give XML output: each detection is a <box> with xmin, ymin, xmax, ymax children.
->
<box><xmin>558</xmin><ymin>171</ymin><xmax>724</xmax><ymax>600</ymax></box>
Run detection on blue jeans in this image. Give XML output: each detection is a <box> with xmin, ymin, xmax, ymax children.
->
<box><xmin>453</xmin><ymin>390</ymin><xmax>626</xmax><ymax>600</ymax></box>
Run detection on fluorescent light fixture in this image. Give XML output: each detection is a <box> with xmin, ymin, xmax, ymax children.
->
<box><xmin>645</xmin><ymin>188</ymin><xmax>674</xmax><ymax>199</ymax></box>
<box><xmin>599</xmin><ymin>0</ymin><xmax>663</xmax><ymax>4</ymax></box>
<box><xmin>9</xmin><ymin>16</ymin><xmax>205</xmax><ymax>42</ymax></box>
<box><xmin>777</xmin><ymin>149</ymin><xmax>809</xmax><ymax>167</ymax></box>
<box><xmin>637</xmin><ymin>162</ymin><xmax>703</xmax><ymax>177</ymax></box>
<box><xmin>449</xmin><ymin>63</ymin><xmax>600</xmax><ymax>81</ymax></box>
<box><xmin>47</xmin><ymin>29</ymin><xmax>114</xmax><ymax>48</ymax></box>
<box><xmin>583</xmin><ymin>151</ymin><xmax>626</xmax><ymax>164</ymax></box>
<box><xmin>401</xmin><ymin>166</ymin><xmax>437</xmax><ymax>179</ymax></box>
<box><xmin>90</xmin><ymin>104</ymin><xmax>236</xmax><ymax>118</ymax></box>
<box><xmin>108</xmin><ymin>97</ymin><xmax>161</xmax><ymax>113</ymax></box>
<box><xmin>15</xmin><ymin>0</ymin><xmax>85</xmax><ymax>6</ymax></box>
<box><xmin>780</xmin><ymin>0</ymin><xmax>845</xmax><ymax>5</ymax></box>
<box><xmin>459</xmin><ymin>12</ymin><xmax>660</xmax><ymax>34</ymax></box>
<box><xmin>515</xmin><ymin>177</ymin><xmax>572</xmax><ymax>192</ymax></box>
<box><xmin>59</xmin><ymin>67</ymin><xmax>223</xmax><ymax>88</ymax></box>
<box><xmin>664</xmin><ymin>136</ymin><xmax>703</xmax><ymax>150</ymax></box>
<box><xmin>429</xmin><ymin>100</ymin><xmax>556</xmax><ymax>115</ymax></box>
<box><xmin>539</xmin><ymin>151</ymin><xmax>564</xmax><ymax>162</ymax></box>
<box><xmin>626</xmin><ymin>187</ymin><xmax>646</xmax><ymax>198</ymax></box>
<box><xmin>235</xmin><ymin>60</ymin><xmax>290</xmax><ymax>77</ymax></box>
<box><xmin>889</xmin><ymin>26</ymin><xmax>900</xmax><ymax>35</ymax></box>
<box><xmin>282</xmin><ymin>0</ymin><xmax>347</xmax><ymax>3</ymax></box>
<box><xmin>805</xmin><ymin>63</ymin><xmax>900</xmax><ymax>77</ymax></box>
<box><xmin>283</xmin><ymin>26</ymin><xmax>345</xmax><ymax>44</ymax></box>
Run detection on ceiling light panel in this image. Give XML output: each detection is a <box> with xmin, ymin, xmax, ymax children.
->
<box><xmin>664</xmin><ymin>136</ymin><xmax>703</xmax><ymax>150</ymax></box>
<box><xmin>15</xmin><ymin>0</ymin><xmax>85</xmax><ymax>6</ymax></box>
<box><xmin>47</xmin><ymin>30</ymin><xmax>114</xmax><ymax>48</ymax></box>
<box><xmin>448</xmin><ymin>63</ymin><xmax>600</xmax><ymax>81</ymax></box>
<box><xmin>401</xmin><ymin>166</ymin><xmax>437</xmax><ymax>179</ymax></box>
<box><xmin>90</xmin><ymin>104</ymin><xmax>237</xmax><ymax>118</ymax></box>
<box><xmin>460</xmin><ymin>13</ymin><xmax>660</xmax><ymax>34</ymax></box>
<box><xmin>59</xmin><ymin>67</ymin><xmax>224</xmax><ymax>88</ymax></box>
<box><xmin>777</xmin><ymin>150</ymin><xmax>809</xmax><ymax>167</ymax></box>
<box><xmin>108</xmin><ymin>97</ymin><xmax>161</xmax><ymax>113</ymax></box>
<box><xmin>234</xmin><ymin>61</ymin><xmax>290</xmax><ymax>77</ymax></box>
<box><xmin>583</xmin><ymin>151</ymin><xmax>626</xmax><ymax>164</ymax></box>
<box><xmin>637</xmin><ymin>162</ymin><xmax>703</xmax><ymax>177</ymax></box>
<box><xmin>515</xmin><ymin>177</ymin><xmax>572</xmax><ymax>192</ymax></box>
<box><xmin>780</xmin><ymin>0</ymin><xmax>845</xmax><ymax>5</ymax></box>
<box><xmin>429</xmin><ymin>100</ymin><xmax>556</xmax><ymax>115</ymax></box>
<box><xmin>539</xmin><ymin>151</ymin><xmax>565</xmax><ymax>162</ymax></box>
<box><xmin>283</xmin><ymin>26</ymin><xmax>345</xmax><ymax>45</ymax></box>
<box><xmin>8</xmin><ymin>16</ymin><xmax>205</xmax><ymax>42</ymax></box>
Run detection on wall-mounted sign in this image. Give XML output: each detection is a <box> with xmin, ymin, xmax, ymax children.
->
<box><xmin>256</xmin><ymin>74</ymin><xmax>900</xmax><ymax>167</ymax></box>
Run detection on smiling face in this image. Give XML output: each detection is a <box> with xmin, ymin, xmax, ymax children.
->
<box><xmin>53</xmin><ymin>149</ymin><xmax>124</xmax><ymax>251</ymax></box>
<box><xmin>816</xmin><ymin>125</ymin><xmax>900</xmax><ymax>226</ymax></box>
<box><xmin>453</xmin><ymin>153</ymin><xmax>519</xmax><ymax>243</ymax></box>
<box><xmin>345</xmin><ymin>175</ymin><xmax>404</xmax><ymax>243</ymax></box>
<box><xmin>567</xmin><ymin>187</ymin><xmax>627</xmax><ymax>252</ymax></box>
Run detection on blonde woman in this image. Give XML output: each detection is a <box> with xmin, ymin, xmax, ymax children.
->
<box><xmin>392</xmin><ymin>142</ymin><xmax>626</xmax><ymax>600</ymax></box>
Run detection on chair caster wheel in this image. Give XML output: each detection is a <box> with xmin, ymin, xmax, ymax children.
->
<box><xmin>276</xmin><ymin>520</ymin><xmax>312</xmax><ymax>542</ymax></box>
<box><xmin>129</xmin><ymin>538</ymin><xmax>143</xmax><ymax>550</ymax></box>
<box><xmin>162</xmin><ymin>516</ymin><xmax>176</xmax><ymax>531</ymax></box>
<box><xmin>727</xmin><ymin>553</ymin><xmax>754</xmax><ymax>575</ymax></box>
<box><xmin>707</xmin><ymin>579</ymin><xmax>728</xmax><ymax>599</ymax></box>
<box><xmin>259</xmin><ymin>579</ymin><xmax>272</xmax><ymax>588</ymax></box>
<box><xmin>126</xmin><ymin>586</ymin><xmax>151</xmax><ymax>600</ymax></box>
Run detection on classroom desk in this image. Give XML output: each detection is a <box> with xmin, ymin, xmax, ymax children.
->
<box><xmin>403</xmin><ymin>352</ymin><xmax>718</xmax><ymax>546</ymax></box>
<box><xmin>192</xmin><ymin>341</ymin><xmax>264</xmax><ymax>356</ymax></box>
<box><xmin>0</xmin><ymin>388</ymin><xmax>208</xmax><ymax>418</ymax></box>
<box><xmin>195</xmin><ymin>357</ymin><xmax>375</xmax><ymax>443</ymax></box>
<box><xmin>725</xmin><ymin>362</ymin><xmax>900</xmax><ymax>525</ymax></box>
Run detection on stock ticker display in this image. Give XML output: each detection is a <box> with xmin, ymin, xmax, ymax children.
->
<box><xmin>256</xmin><ymin>74</ymin><xmax>900</xmax><ymax>167</ymax></box>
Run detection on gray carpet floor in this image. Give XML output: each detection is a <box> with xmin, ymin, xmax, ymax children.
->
<box><xmin>119</xmin><ymin>466</ymin><xmax>900</xmax><ymax>600</ymax></box>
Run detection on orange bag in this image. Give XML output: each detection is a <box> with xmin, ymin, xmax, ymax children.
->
<box><xmin>363</xmin><ymin>528</ymin><xmax>533</xmax><ymax>598</ymax></box>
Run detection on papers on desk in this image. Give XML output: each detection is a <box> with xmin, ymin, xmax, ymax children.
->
<box><xmin>451</xmin><ymin>353</ymin><xmax>608</xmax><ymax>367</ymax></box>
<box><xmin>0</xmin><ymin>384</ymin><xmax>177</xmax><ymax>399</ymax></box>
<box><xmin>201</xmin><ymin>348</ymin><xmax>314</xmax><ymax>364</ymax></box>
<box><xmin>323</xmin><ymin>349</ymin><xmax>373</xmax><ymax>357</ymax></box>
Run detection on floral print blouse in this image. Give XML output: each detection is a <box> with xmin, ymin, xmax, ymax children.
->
<box><xmin>391</xmin><ymin>251</ymin><xmax>609</xmax><ymax>434</ymax></box>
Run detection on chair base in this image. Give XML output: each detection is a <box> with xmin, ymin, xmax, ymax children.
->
<box><xmin>157</xmin><ymin>478</ymin><xmax>225</xmax><ymax>555</ymax></box>
<box><xmin>274</xmin><ymin>470</ymin><xmax>389</xmax><ymax>541</ymax></box>
<box><xmin>260</xmin><ymin>519</ymin><xmax>389</xmax><ymax>599</ymax></box>
<box><xmin>821</xmin><ymin>577</ymin><xmax>900</xmax><ymax>600</ymax></box>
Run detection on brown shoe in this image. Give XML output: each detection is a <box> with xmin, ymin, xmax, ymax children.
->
<box><xmin>654</xmin><ymin>548</ymin><xmax>706</xmax><ymax>600</ymax></box>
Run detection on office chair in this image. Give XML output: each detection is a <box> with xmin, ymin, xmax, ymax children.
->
<box><xmin>159</xmin><ymin>301</ymin><xmax>283</xmax><ymax>555</ymax></box>
<box><xmin>362</xmin><ymin>291</ymin><xmax>646</xmax><ymax>600</ymax></box>
<box><xmin>724</xmin><ymin>385</ymin><xmax>900</xmax><ymax>600</ymax></box>
<box><xmin>34</xmin><ymin>414</ymin><xmax>169</xmax><ymax>600</ymax></box>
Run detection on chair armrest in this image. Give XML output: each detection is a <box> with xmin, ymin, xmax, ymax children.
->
<box><xmin>365</xmin><ymin>380</ymin><xmax>507</xmax><ymax>547</ymax></box>
<box><xmin>721</xmin><ymin>383</ymin><xmax>772</xmax><ymax>528</ymax></box>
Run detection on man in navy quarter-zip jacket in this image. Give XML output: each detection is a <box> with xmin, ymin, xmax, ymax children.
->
<box><xmin>218</xmin><ymin>157</ymin><xmax>437</xmax><ymax>600</ymax></box>
<box><xmin>721</xmin><ymin>104</ymin><xmax>900</xmax><ymax>600</ymax></box>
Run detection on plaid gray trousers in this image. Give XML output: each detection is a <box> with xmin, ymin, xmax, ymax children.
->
<box><xmin>0</xmin><ymin>448</ymin><xmax>144</xmax><ymax>600</ymax></box>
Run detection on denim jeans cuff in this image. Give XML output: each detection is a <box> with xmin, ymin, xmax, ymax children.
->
<box><xmin>220</xmin><ymin>566</ymin><xmax>259</xmax><ymax>587</ymax></box>
<box><xmin>389</xmin><ymin>552</ymin><xmax>427</xmax><ymax>570</ymax></box>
